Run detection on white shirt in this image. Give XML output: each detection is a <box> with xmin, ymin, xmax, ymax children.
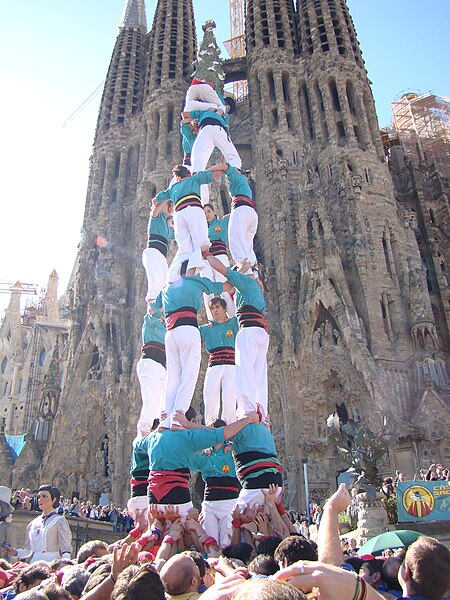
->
<box><xmin>17</xmin><ymin>512</ymin><xmax>72</xmax><ymax>563</ymax></box>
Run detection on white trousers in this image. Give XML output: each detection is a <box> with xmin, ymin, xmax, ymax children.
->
<box><xmin>191</xmin><ymin>125</ymin><xmax>242</xmax><ymax>173</ymax></box>
<box><xmin>235</xmin><ymin>487</ymin><xmax>282</xmax><ymax>511</ymax></box>
<box><xmin>201</xmin><ymin>498</ymin><xmax>236</xmax><ymax>548</ymax></box>
<box><xmin>229</xmin><ymin>206</ymin><xmax>258</xmax><ymax>267</ymax></box>
<box><xmin>235</xmin><ymin>328</ymin><xmax>269</xmax><ymax>421</ymax></box>
<box><xmin>162</xmin><ymin>326</ymin><xmax>201</xmax><ymax>428</ymax></box>
<box><xmin>127</xmin><ymin>496</ymin><xmax>149</xmax><ymax>521</ymax></box>
<box><xmin>151</xmin><ymin>500</ymin><xmax>193</xmax><ymax>521</ymax></box>
<box><xmin>204</xmin><ymin>365</ymin><xmax>237</xmax><ymax>425</ymax></box>
<box><xmin>185</xmin><ymin>83</ymin><xmax>226</xmax><ymax>113</ymax></box>
<box><xmin>201</xmin><ymin>255</ymin><xmax>235</xmax><ymax>319</ymax></box>
<box><xmin>142</xmin><ymin>248</ymin><xmax>168</xmax><ymax>301</ymax></box>
<box><xmin>174</xmin><ymin>206</ymin><xmax>209</xmax><ymax>257</ymax></box>
<box><xmin>168</xmin><ymin>207</ymin><xmax>210</xmax><ymax>282</ymax></box>
<box><xmin>136</xmin><ymin>357</ymin><xmax>166</xmax><ymax>432</ymax></box>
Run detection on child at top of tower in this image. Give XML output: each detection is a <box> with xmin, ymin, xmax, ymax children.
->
<box><xmin>183</xmin><ymin>77</ymin><xmax>228</xmax><ymax>114</ymax></box>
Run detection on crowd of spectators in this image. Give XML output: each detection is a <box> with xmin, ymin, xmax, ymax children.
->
<box><xmin>9</xmin><ymin>492</ymin><xmax>134</xmax><ymax>535</ymax></box>
<box><xmin>1</xmin><ymin>483</ymin><xmax>449</xmax><ymax>600</ymax></box>
<box><xmin>380</xmin><ymin>464</ymin><xmax>449</xmax><ymax>500</ymax></box>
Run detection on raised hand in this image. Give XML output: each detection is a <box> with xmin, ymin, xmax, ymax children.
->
<box><xmin>163</xmin><ymin>504</ymin><xmax>180</xmax><ymax>522</ymax></box>
<box><xmin>112</xmin><ymin>542</ymin><xmax>139</xmax><ymax>581</ymax></box>
<box><xmin>262</xmin><ymin>483</ymin><xmax>280</xmax><ymax>505</ymax></box>
<box><xmin>326</xmin><ymin>483</ymin><xmax>351</xmax><ymax>513</ymax></box>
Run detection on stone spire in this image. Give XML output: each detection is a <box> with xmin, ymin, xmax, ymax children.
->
<box><xmin>145</xmin><ymin>0</ymin><xmax>196</xmax><ymax>93</ymax></box>
<box><xmin>95</xmin><ymin>0</ymin><xmax>147</xmax><ymax>137</ymax></box>
<box><xmin>41</xmin><ymin>270</ymin><xmax>59</xmax><ymax>322</ymax></box>
<box><xmin>246</xmin><ymin>0</ymin><xmax>297</xmax><ymax>56</ymax></box>
<box><xmin>296</xmin><ymin>0</ymin><xmax>363</xmax><ymax>64</ymax></box>
<box><xmin>119</xmin><ymin>0</ymin><xmax>147</xmax><ymax>30</ymax></box>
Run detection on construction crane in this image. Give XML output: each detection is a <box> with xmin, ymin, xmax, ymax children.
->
<box><xmin>223</xmin><ymin>0</ymin><xmax>248</xmax><ymax>102</ymax></box>
<box><xmin>0</xmin><ymin>280</ymin><xmax>38</xmax><ymax>295</ymax></box>
<box><xmin>62</xmin><ymin>81</ymin><xmax>104</xmax><ymax>128</ymax></box>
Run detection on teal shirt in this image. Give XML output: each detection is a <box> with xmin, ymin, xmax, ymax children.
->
<box><xmin>142</xmin><ymin>312</ymin><xmax>166</xmax><ymax>345</ymax></box>
<box><xmin>155</xmin><ymin>171</ymin><xmax>213</xmax><ymax>205</ymax></box>
<box><xmin>199</xmin><ymin>317</ymin><xmax>238</xmax><ymax>352</ymax></box>
<box><xmin>180</xmin><ymin>122</ymin><xmax>196</xmax><ymax>155</ymax></box>
<box><xmin>208</xmin><ymin>216</ymin><xmax>229</xmax><ymax>243</ymax></box>
<box><xmin>232</xmin><ymin>423</ymin><xmax>277</xmax><ymax>456</ymax></box>
<box><xmin>190</xmin><ymin>108</ymin><xmax>229</xmax><ymax>129</ymax></box>
<box><xmin>131</xmin><ymin>435</ymin><xmax>150</xmax><ymax>478</ymax></box>
<box><xmin>191</xmin><ymin>446</ymin><xmax>237</xmax><ymax>479</ymax></box>
<box><xmin>147</xmin><ymin>212</ymin><xmax>173</xmax><ymax>244</ymax></box>
<box><xmin>148</xmin><ymin>428</ymin><xmax>225</xmax><ymax>471</ymax></box>
<box><xmin>226</xmin><ymin>165</ymin><xmax>253</xmax><ymax>198</ymax></box>
<box><xmin>225</xmin><ymin>268</ymin><xmax>266</xmax><ymax>313</ymax></box>
<box><xmin>150</xmin><ymin>276</ymin><xmax>224</xmax><ymax>314</ymax></box>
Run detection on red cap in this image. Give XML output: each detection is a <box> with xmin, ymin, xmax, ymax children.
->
<box><xmin>359</xmin><ymin>554</ymin><xmax>375</xmax><ymax>561</ymax></box>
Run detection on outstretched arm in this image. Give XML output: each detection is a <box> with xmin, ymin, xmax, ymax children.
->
<box><xmin>151</xmin><ymin>198</ymin><xmax>170</xmax><ymax>218</ymax></box>
<box><xmin>206</xmin><ymin>254</ymin><xmax>228</xmax><ymax>277</ymax></box>
<box><xmin>318</xmin><ymin>483</ymin><xmax>351</xmax><ymax>566</ymax></box>
<box><xmin>223</xmin><ymin>412</ymin><xmax>259</xmax><ymax>440</ymax></box>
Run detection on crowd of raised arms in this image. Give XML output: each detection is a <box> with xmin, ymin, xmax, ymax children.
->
<box><xmin>1</xmin><ymin>80</ymin><xmax>449</xmax><ymax>600</ymax></box>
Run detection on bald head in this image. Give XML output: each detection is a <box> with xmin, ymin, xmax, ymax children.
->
<box><xmin>160</xmin><ymin>554</ymin><xmax>200</xmax><ymax>596</ymax></box>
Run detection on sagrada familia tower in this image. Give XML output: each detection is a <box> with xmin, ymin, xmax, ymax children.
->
<box><xmin>1</xmin><ymin>0</ymin><xmax>449</xmax><ymax>509</ymax></box>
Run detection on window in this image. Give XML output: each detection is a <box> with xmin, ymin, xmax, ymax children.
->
<box><xmin>39</xmin><ymin>349</ymin><xmax>46</xmax><ymax>366</ymax></box>
<box><xmin>1</xmin><ymin>357</ymin><xmax>7</xmax><ymax>374</ymax></box>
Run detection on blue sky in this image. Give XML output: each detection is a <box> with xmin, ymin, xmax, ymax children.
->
<box><xmin>1</xmin><ymin>0</ymin><xmax>449</xmax><ymax>314</ymax></box>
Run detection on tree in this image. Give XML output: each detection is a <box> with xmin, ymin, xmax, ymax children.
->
<box><xmin>193</xmin><ymin>21</ymin><xmax>225</xmax><ymax>93</ymax></box>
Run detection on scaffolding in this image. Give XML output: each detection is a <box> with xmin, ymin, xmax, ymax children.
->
<box><xmin>391</xmin><ymin>92</ymin><xmax>450</xmax><ymax>178</ymax></box>
<box><xmin>223</xmin><ymin>0</ymin><xmax>248</xmax><ymax>102</ymax></box>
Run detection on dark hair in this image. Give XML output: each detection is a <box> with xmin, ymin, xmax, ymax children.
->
<box><xmin>224</xmin><ymin>96</ymin><xmax>236</xmax><ymax>114</ymax></box>
<box><xmin>76</xmin><ymin>540</ymin><xmax>109</xmax><ymax>563</ymax></box>
<box><xmin>209</xmin><ymin>297</ymin><xmax>227</xmax><ymax>310</ymax></box>
<box><xmin>185</xmin><ymin>406</ymin><xmax>196</xmax><ymax>422</ymax></box>
<box><xmin>222</xmin><ymin>543</ymin><xmax>254</xmax><ymax>564</ymax></box>
<box><xmin>405</xmin><ymin>536</ymin><xmax>450</xmax><ymax>600</ymax></box>
<box><xmin>151</xmin><ymin>419</ymin><xmax>160</xmax><ymax>431</ymax></box>
<box><xmin>60</xmin><ymin>565</ymin><xmax>90</xmax><ymax>598</ymax></box>
<box><xmin>49</xmin><ymin>558</ymin><xmax>74</xmax><ymax>570</ymax></box>
<box><xmin>14</xmin><ymin>564</ymin><xmax>52</xmax><ymax>593</ymax></box>
<box><xmin>83</xmin><ymin>562</ymin><xmax>112</xmax><ymax>593</ymax></box>
<box><xmin>256</xmin><ymin>536</ymin><xmax>283</xmax><ymax>557</ymax></box>
<box><xmin>274</xmin><ymin>536</ymin><xmax>318</xmax><ymax>566</ymax></box>
<box><xmin>38</xmin><ymin>485</ymin><xmax>60</xmax><ymax>508</ymax></box>
<box><xmin>361</xmin><ymin>559</ymin><xmax>385</xmax><ymax>584</ymax></box>
<box><xmin>344</xmin><ymin>556</ymin><xmax>365</xmax><ymax>572</ymax></box>
<box><xmin>172</xmin><ymin>165</ymin><xmax>191</xmax><ymax>179</ymax></box>
<box><xmin>203</xmin><ymin>203</ymin><xmax>215</xmax><ymax>211</ymax></box>
<box><xmin>248</xmin><ymin>554</ymin><xmax>279</xmax><ymax>576</ymax></box>
<box><xmin>211</xmin><ymin>419</ymin><xmax>227</xmax><ymax>429</ymax></box>
<box><xmin>41</xmin><ymin>582</ymin><xmax>72</xmax><ymax>600</ymax></box>
<box><xmin>183</xmin><ymin>551</ymin><xmax>208</xmax><ymax>580</ymax></box>
<box><xmin>382</xmin><ymin>556</ymin><xmax>403</xmax><ymax>592</ymax></box>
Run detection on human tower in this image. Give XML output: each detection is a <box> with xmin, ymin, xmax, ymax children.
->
<box><xmin>129</xmin><ymin>79</ymin><xmax>283</xmax><ymax>550</ymax></box>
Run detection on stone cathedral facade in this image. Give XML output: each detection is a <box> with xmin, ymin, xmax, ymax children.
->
<box><xmin>1</xmin><ymin>0</ymin><xmax>449</xmax><ymax>509</ymax></box>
